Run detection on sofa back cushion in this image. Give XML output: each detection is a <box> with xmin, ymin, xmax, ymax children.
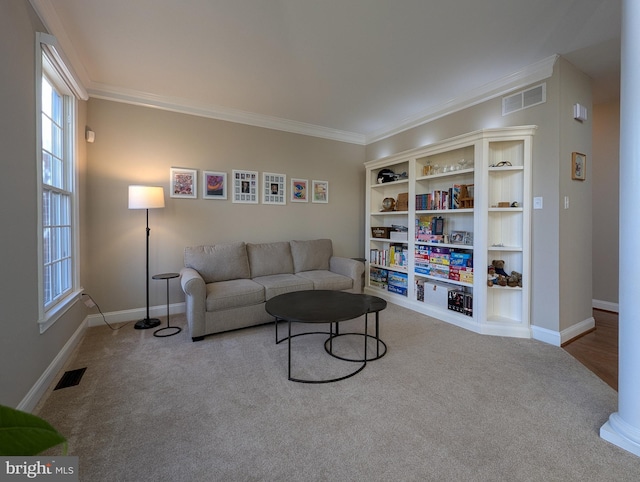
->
<box><xmin>290</xmin><ymin>239</ymin><xmax>333</xmax><ymax>273</ymax></box>
<box><xmin>184</xmin><ymin>243</ymin><xmax>250</xmax><ymax>283</ymax></box>
<box><xmin>247</xmin><ymin>242</ymin><xmax>294</xmax><ymax>278</ymax></box>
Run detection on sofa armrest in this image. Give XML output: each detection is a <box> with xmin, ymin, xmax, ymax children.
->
<box><xmin>180</xmin><ymin>267</ymin><xmax>207</xmax><ymax>340</ymax></box>
<box><xmin>329</xmin><ymin>257</ymin><xmax>364</xmax><ymax>293</ymax></box>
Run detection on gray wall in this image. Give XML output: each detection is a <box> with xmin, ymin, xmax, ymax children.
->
<box><xmin>592</xmin><ymin>100</ymin><xmax>620</xmax><ymax>308</ymax></box>
<box><xmin>0</xmin><ymin>1</ymin><xmax>88</xmax><ymax>408</ymax></box>
<box><xmin>366</xmin><ymin>57</ymin><xmax>593</xmax><ymax>335</ymax></box>
<box><xmin>557</xmin><ymin>59</ymin><xmax>593</xmax><ymax>332</ymax></box>
<box><xmin>83</xmin><ymin>99</ymin><xmax>366</xmax><ymax>314</ymax></box>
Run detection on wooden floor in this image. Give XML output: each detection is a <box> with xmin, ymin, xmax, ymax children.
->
<box><xmin>563</xmin><ymin>309</ymin><xmax>618</xmax><ymax>391</ymax></box>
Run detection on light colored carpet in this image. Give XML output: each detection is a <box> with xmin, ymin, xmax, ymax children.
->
<box><xmin>35</xmin><ymin>303</ymin><xmax>640</xmax><ymax>481</ymax></box>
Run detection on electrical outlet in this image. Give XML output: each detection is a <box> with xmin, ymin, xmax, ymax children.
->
<box><xmin>83</xmin><ymin>297</ymin><xmax>96</xmax><ymax>308</ymax></box>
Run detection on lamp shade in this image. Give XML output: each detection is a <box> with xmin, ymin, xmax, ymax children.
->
<box><xmin>128</xmin><ymin>185</ymin><xmax>165</xmax><ymax>209</ymax></box>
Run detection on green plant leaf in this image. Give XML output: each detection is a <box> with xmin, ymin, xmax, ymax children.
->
<box><xmin>0</xmin><ymin>405</ymin><xmax>67</xmax><ymax>456</ymax></box>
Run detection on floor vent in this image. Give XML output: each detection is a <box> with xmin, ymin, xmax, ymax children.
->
<box><xmin>502</xmin><ymin>83</ymin><xmax>546</xmax><ymax>115</ymax></box>
<box><xmin>54</xmin><ymin>367</ymin><xmax>87</xmax><ymax>390</ymax></box>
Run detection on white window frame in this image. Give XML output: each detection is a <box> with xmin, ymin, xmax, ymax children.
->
<box><xmin>36</xmin><ymin>32</ymin><xmax>87</xmax><ymax>333</ymax></box>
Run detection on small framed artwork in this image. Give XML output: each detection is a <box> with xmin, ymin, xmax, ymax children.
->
<box><xmin>290</xmin><ymin>178</ymin><xmax>308</xmax><ymax>203</ymax></box>
<box><xmin>312</xmin><ymin>180</ymin><xmax>329</xmax><ymax>203</ymax></box>
<box><xmin>202</xmin><ymin>171</ymin><xmax>227</xmax><ymax>200</ymax></box>
<box><xmin>170</xmin><ymin>167</ymin><xmax>197</xmax><ymax>198</ymax></box>
<box><xmin>232</xmin><ymin>169</ymin><xmax>258</xmax><ymax>203</ymax></box>
<box><xmin>571</xmin><ymin>152</ymin><xmax>586</xmax><ymax>180</ymax></box>
<box><xmin>450</xmin><ymin>230</ymin><xmax>473</xmax><ymax>246</ymax></box>
<box><xmin>262</xmin><ymin>172</ymin><xmax>286</xmax><ymax>205</ymax></box>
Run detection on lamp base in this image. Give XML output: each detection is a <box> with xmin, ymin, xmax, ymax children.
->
<box><xmin>134</xmin><ymin>318</ymin><xmax>162</xmax><ymax>330</ymax></box>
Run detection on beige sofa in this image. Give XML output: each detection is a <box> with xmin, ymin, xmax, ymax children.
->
<box><xmin>180</xmin><ymin>239</ymin><xmax>364</xmax><ymax>341</ymax></box>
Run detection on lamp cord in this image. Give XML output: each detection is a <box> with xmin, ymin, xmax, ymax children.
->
<box><xmin>81</xmin><ymin>293</ymin><xmax>131</xmax><ymax>330</ymax></box>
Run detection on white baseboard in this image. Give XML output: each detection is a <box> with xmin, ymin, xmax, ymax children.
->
<box><xmin>87</xmin><ymin>302</ymin><xmax>186</xmax><ymax>327</ymax></box>
<box><xmin>531</xmin><ymin>316</ymin><xmax>596</xmax><ymax>346</ymax></box>
<box><xmin>593</xmin><ymin>299</ymin><xmax>619</xmax><ymax>313</ymax></box>
<box><xmin>531</xmin><ymin>325</ymin><xmax>561</xmax><ymax>346</ymax></box>
<box><xmin>560</xmin><ymin>317</ymin><xmax>596</xmax><ymax>344</ymax></box>
<box><xmin>18</xmin><ymin>317</ymin><xmax>89</xmax><ymax>413</ymax></box>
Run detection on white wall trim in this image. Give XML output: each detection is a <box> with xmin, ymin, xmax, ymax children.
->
<box><xmin>532</xmin><ymin>317</ymin><xmax>596</xmax><ymax>347</ymax></box>
<box><xmin>365</xmin><ymin>55</ymin><xmax>559</xmax><ymax>144</ymax></box>
<box><xmin>593</xmin><ymin>299</ymin><xmax>619</xmax><ymax>313</ymax></box>
<box><xmin>88</xmin><ymin>84</ymin><xmax>367</xmax><ymax>145</ymax></box>
<box><xmin>86</xmin><ymin>302</ymin><xmax>186</xmax><ymax>328</ymax></box>
<box><xmin>27</xmin><ymin>0</ymin><xmax>562</xmax><ymax>147</ymax></box>
<box><xmin>18</xmin><ymin>317</ymin><xmax>89</xmax><ymax>413</ymax></box>
<box><xmin>88</xmin><ymin>55</ymin><xmax>557</xmax><ymax>147</ymax></box>
<box><xmin>561</xmin><ymin>317</ymin><xmax>596</xmax><ymax>345</ymax></box>
<box><xmin>531</xmin><ymin>325</ymin><xmax>562</xmax><ymax>346</ymax></box>
<box><xmin>30</xmin><ymin>0</ymin><xmax>92</xmax><ymax>89</ymax></box>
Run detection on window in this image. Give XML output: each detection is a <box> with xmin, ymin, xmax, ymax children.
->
<box><xmin>36</xmin><ymin>33</ymin><xmax>87</xmax><ymax>332</ymax></box>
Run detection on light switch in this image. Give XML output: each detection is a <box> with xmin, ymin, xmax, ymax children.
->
<box><xmin>533</xmin><ymin>197</ymin><xmax>543</xmax><ymax>209</ymax></box>
<box><xmin>564</xmin><ymin>196</ymin><xmax>570</xmax><ymax>209</ymax></box>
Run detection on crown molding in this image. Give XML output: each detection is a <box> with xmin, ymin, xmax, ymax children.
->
<box><xmin>365</xmin><ymin>54</ymin><xmax>559</xmax><ymax>144</ymax></box>
<box><xmin>29</xmin><ymin>0</ymin><xmax>558</xmax><ymax>146</ymax></box>
<box><xmin>30</xmin><ymin>0</ymin><xmax>91</xmax><ymax>90</ymax></box>
<box><xmin>88</xmin><ymin>84</ymin><xmax>367</xmax><ymax>145</ymax></box>
<box><xmin>89</xmin><ymin>53</ymin><xmax>557</xmax><ymax>147</ymax></box>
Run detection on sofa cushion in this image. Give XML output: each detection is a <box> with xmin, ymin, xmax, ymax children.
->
<box><xmin>205</xmin><ymin>279</ymin><xmax>265</xmax><ymax>311</ymax></box>
<box><xmin>247</xmin><ymin>242</ymin><xmax>294</xmax><ymax>278</ymax></box>
<box><xmin>295</xmin><ymin>270</ymin><xmax>353</xmax><ymax>291</ymax></box>
<box><xmin>252</xmin><ymin>274</ymin><xmax>314</xmax><ymax>300</ymax></box>
<box><xmin>290</xmin><ymin>239</ymin><xmax>333</xmax><ymax>273</ymax></box>
<box><xmin>185</xmin><ymin>243</ymin><xmax>250</xmax><ymax>283</ymax></box>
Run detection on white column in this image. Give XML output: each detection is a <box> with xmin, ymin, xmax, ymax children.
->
<box><xmin>600</xmin><ymin>0</ymin><xmax>640</xmax><ymax>457</ymax></box>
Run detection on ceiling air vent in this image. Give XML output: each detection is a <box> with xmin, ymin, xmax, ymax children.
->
<box><xmin>502</xmin><ymin>83</ymin><xmax>546</xmax><ymax>115</ymax></box>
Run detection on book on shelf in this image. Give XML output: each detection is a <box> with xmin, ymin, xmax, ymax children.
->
<box><xmin>416</xmin><ymin>279</ymin><xmax>425</xmax><ymax>301</ymax></box>
<box><xmin>369</xmin><ymin>244</ymin><xmax>407</xmax><ymax>269</ymax></box>
<box><xmin>387</xmin><ymin>271</ymin><xmax>408</xmax><ymax>296</ymax></box>
<box><xmin>447</xmin><ymin>290</ymin><xmax>473</xmax><ymax>317</ymax></box>
<box><xmin>415</xmin><ymin>184</ymin><xmax>471</xmax><ymax>210</ymax></box>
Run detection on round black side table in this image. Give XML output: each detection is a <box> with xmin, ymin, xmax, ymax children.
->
<box><xmin>152</xmin><ymin>273</ymin><xmax>181</xmax><ymax>337</ymax></box>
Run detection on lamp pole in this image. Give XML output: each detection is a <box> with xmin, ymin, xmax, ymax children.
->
<box><xmin>128</xmin><ymin>185</ymin><xmax>165</xmax><ymax>330</ymax></box>
<box><xmin>135</xmin><ymin>208</ymin><xmax>161</xmax><ymax>329</ymax></box>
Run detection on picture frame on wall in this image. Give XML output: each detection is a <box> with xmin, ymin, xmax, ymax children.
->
<box><xmin>262</xmin><ymin>172</ymin><xmax>286</xmax><ymax>205</ymax></box>
<box><xmin>202</xmin><ymin>171</ymin><xmax>227</xmax><ymax>200</ymax></box>
<box><xmin>312</xmin><ymin>180</ymin><xmax>329</xmax><ymax>203</ymax></box>
<box><xmin>290</xmin><ymin>178</ymin><xmax>308</xmax><ymax>203</ymax></box>
<box><xmin>170</xmin><ymin>167</ymin><xmax>197</xmax><ymax>198</ymax></box>
<box><xmin>571</xmin><ymin>152</ymin><xmax>586</xmax><ymax>180</ymax></box>
<box><xmin>232</xmin><ymin>169</ymin><xmax>259</xmax><ymax>203</ymax></box>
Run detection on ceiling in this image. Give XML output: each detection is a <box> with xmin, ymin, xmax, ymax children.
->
<box><xmin>30</xmin><ymin>0</ymin><xmax>621</xmax><ymax>144</ymax></box>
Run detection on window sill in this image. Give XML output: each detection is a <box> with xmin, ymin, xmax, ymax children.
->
<box><xmin>38</xmin><ymin>288</ymin><xmax>84</xmax><ymax>334</ymax></box>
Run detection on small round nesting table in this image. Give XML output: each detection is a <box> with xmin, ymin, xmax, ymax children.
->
<box><xmin>152</xmin><ymin>273</ymin><xmax>182</xmax><ymax>338</ymax></box>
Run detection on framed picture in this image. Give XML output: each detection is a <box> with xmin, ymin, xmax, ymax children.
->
<box><xmin>202</xmin><ymin>171</ymin><xmax>227</xmax><ymax>200</ymax></box>
<box><xmin>232</xmin><ymin>169</ymin><xmax>258</xmax><ymax>203</ymax></box>
<box><xmin>170</xmin><ymin>167</ymin><xmax>197</xmax><ymax>198</ymax></box>
<box><xmin>312</xmin><ymin>180</ymin><xmax>329</xmax><ymax>203</ymax></box>
<box><xmin>572</xmin><ymin>152</ymin><xmax>586</xmax><ymax>180</ymax></box>
<box><xmin>262</xmin><ymin>172</ymin><xmax>286</xmax><ymax>205</ymax></box>
<box><xmin>450</xmin><ymin>230</ymin><xmax>473</xmax><ymax>246</ymax></box>
<box><xmin>290</xmin><ymin>178</ymin><xmax>308</xmax><ymax>203</ymax></box>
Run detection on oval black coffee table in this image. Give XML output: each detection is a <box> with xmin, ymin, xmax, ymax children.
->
<box><xmin>265</xmin><ymin>290</ymin><xmax>387</xmax><ymax>383</ymax></box>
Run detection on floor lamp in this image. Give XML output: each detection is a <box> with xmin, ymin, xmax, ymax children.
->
<box><xmin>128</xmin><ymin>185</ymin><xmax>165</xmax><ymax>329</ymax></box>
